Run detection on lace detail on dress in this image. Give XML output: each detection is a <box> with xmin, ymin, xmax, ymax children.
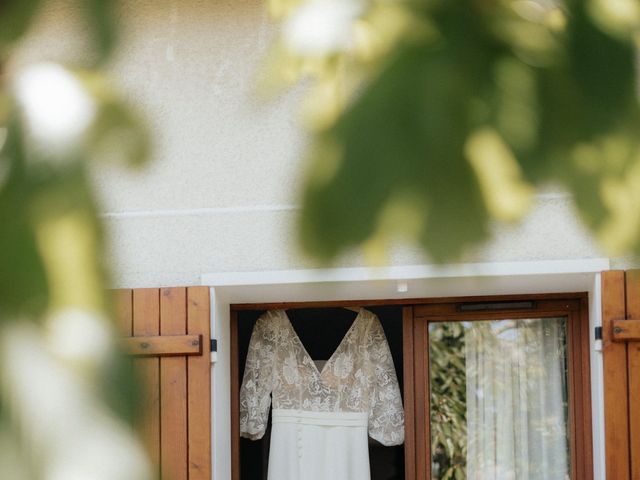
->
<box><xmin>238</xmin><ymin>312</ymin><xmax>280</xmax><ymax>440</ymax></box>
<box><xmin>239</xmin><ymin>309</ymin><xmax>404</xmax><ymax>446</ymax></box>
<box><xmin>366</xmin><ymin>317</ymin><xmax>405</xmax><ymax>445</ymax></box>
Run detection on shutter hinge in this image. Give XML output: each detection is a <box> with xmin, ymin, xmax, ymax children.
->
<box><xmin>594</xmin><ymin>326</ymin><xmax>603</xmax><ymax>352</ymax></box>
<box><xmin>210</xmin><ymin>338</ymin><xmax>218</xmax><ymax>364</ymax></box>
<box><xmin>594</xmin><ymin>326</ymin><xmax>602</xmax><ymax>340</ymax></box>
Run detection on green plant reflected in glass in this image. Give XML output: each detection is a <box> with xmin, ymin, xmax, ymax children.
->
<box><xmin>428</xmin><ymin>318</ymin><xmax>569</xmax><ymax>480</ymax></box>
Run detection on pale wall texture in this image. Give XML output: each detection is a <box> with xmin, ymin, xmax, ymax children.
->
<box><xmin>13</xmin><ymin>0</ymin><xmax>629</xmax><ymax>288</ymax></box>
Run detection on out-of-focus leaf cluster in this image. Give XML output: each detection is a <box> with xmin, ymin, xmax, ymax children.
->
<box><xmin>0</xmin><ymin>0</ymin><xmax>119</xmax><ymax>65</ymax></box>
<box><xmin>0</xmin><ymin>1</ymin><xmax>152</xmax><ymax>479</ymax></box>
<box><xmin>0</xmin><ymin>66</ymin><xmax>149</xmax><ymax>318</ymax></box>
<box><xmin>266</xmin><ymin>0</ymin><xmax>640</xmax><ymax>263</ymax></box>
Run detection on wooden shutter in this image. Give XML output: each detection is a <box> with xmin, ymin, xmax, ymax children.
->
<box><xmin>114</xmin><ymin>287</ymin><xmax>212</xmax><ymax>480</ymax></box>
<box><xmin>602</xmin><ymin>270</ymin><xmax>640</xmax><ymax>479</ymax></box>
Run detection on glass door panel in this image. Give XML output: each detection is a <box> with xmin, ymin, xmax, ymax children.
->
<box><xmin>428</xmin><ymin>317</ymin><xmax>569</xmax><ymax>480</ymax></box>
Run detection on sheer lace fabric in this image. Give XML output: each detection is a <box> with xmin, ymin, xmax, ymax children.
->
<box><xmin>239</xmin><ymin>309</ymin><xmax>404</xmax><ymax>446</ymax></box>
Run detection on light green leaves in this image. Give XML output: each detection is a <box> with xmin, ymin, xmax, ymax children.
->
<box><xmin>300</xmin><ymin>36</ymin><xmax>490</xmax><ymax>262</ymax></box>
<box><xmin>0</xmin><ymin>0</ymin><xmax>120</xmax><ymax>65</ymax></box>
<box><xmin>0</xmin><ymin>0</ymin><xmax>42</xmax><ymax>57</ymax></box>
<box><xmin>0</xmin><ymin>3</ymin><xmax>150</xmax><ymax>479</ymax></box>
<box><xmin>0</xmin><ymin>63</ymin><xmax>149</xmax><ymax>318</ymax></box>
<box><xmin>270</xmin><ymin>0</ymin><xmax>640</xmax><ymax>263</ymax></box>
<box><xmin>465</xmin><ymin>128</ymin><xmax>534</xmax><ymax>222</ymax></box>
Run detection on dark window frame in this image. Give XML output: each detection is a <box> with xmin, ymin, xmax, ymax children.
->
<box><xmin>410</xmin><ymin>295</ymin><xmax>593</xmax><ymax>480</ymax></box>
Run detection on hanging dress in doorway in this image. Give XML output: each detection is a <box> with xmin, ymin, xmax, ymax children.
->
<box><xmin>239</xmin><ymin>309</ymin><xmax>404</xmax><ymax>480</ymax></box>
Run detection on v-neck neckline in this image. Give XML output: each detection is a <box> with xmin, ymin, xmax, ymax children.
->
<box><xmin>280</xmin><ymin>308</ymin><xmax>366</xmax><ymax>377</ymax></box>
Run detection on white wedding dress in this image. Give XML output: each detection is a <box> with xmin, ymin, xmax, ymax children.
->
<box><xmin>239</xmin><ymin>309</ymin><xmax>404</xmax><ymax>480</ymax></box>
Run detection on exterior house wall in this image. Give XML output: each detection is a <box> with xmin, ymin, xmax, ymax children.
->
<box><xmin>12</xmin><ymin>0</ymin><xmax>635</xmax><ymax>288</ymax></box>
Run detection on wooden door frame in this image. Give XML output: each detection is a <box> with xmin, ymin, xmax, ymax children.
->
<box><xmin>229</xmin><ymin>292</ymin><xmax>593</xmax><ymax>480</ymax></box>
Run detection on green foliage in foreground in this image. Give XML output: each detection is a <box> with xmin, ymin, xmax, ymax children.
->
<box><xmin>0</xmin><ymin>1</ymin><xmax>151</xmax><ymax>479</ymax></box>
<box><xmin>268</xmin><ymin>0</ymin><xmax>640</xmax><ymax>263</ymax></box>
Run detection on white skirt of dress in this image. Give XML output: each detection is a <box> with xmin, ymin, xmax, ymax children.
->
<box><xmin>269</xmin><ymin>409</ymin><xmax>370</xmax><ymax>480</ymax></box>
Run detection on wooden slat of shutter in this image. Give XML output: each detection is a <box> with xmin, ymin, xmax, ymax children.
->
<box><xmin>602</xmin><ymin>270</ymin><xmax>630</xmax><ymax>480</ymax></box>
<box><xmin>629</xmin><ymin>343</ymin><xmax>640</xmax><ymax>480</ymax></box>
<box><xmin>114</xmin><ymin>289</ymin><xmax>133</xmax><ymax>336</ymax></box>
<box><xmin>133</xmin><ymin>288</ymin><xmax>162</xmax><ymax>477</ymax></box>
<box><xmin>625</xmin><ymin>270</ymin><xmax>640</xmax><ymax>480</ymax></box>
<box><xmin>187</xmin><ymin>287</ymin><xmax>211</xmax><ymax>480</ymax></box>
<box><xmin>160</xmin><ymin>287</ymin><xmax>189</xmax><ymax>480</ymax></box>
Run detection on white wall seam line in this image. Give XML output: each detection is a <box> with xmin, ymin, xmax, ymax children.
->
<box><xmin>100</xmin><ymin>204</ymin><xmax>300</xmax><ymax>219</ymax></box>
<box><xmin>100</xmin><ymin>192</ymin><xmax>569</xmax><ymax>220</ymax></box>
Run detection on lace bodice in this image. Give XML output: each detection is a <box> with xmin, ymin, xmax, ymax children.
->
<box><xmin>239</xmin><ymin>309</ymin><xmax>404</xmax><ymax>446</ymax></box>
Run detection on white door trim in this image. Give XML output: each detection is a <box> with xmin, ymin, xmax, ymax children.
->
<box><xmin>203</xmin><ymin>258</ymin><xmax>610</xmax><ymax>480</ymax></box>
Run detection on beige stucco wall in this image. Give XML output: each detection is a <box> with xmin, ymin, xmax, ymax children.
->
<box><xmin>13</xmin><ymin>0</ymin><xmax>632</xmax><ymax>288</ymax></box>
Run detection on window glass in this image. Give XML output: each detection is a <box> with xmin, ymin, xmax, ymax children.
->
<box><xmin>428</xmin><ymin>317</ymin><xmax>569</xmax><ymax>480</ymax></box>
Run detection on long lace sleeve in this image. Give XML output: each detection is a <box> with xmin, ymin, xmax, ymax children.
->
<box><xmin>239</xmin><ymin>313</ymin><xmax>277</xmax><ymax>440</ymax></box>
<box><xmin>367</xmin><ymin>316</ymin><xmax>405</xmax><ymax>446</ymax></box>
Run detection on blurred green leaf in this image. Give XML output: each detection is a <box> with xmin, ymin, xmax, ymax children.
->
<box><xmin>90</xmin><ymin>99</ymin><xmax>151</xmax><ymax>168</ymax></box>
<box><xmin>0</xmin><ymin>119</ymin><xmax>49</xmax><ymax>318</ymax></box>
<box><xmin>97</xmin><ymin>348</ymin><xmax>143</xmax><ymax>426</ymax></box>
<box><xmin>81</xmin><ymin>71</ymin><xmax>151</xmax><ymax>167</ymax></box>
<box><xmin>301</xmin><ymin>37</ymin><xmax>490</xmax><ymax>263</ymax></box>
<box><xmin>0</xmin><ymin>2</ymin><xmax>151</xmax><ymax>477</ymax></box>
<box><xmin>83</xmin><ymin>0</ymin><xmax>119</xmax><ymax>65</ymax></box>
<box><xmin>0</xmin><ymin>0</ymin><xmax>42</xmax><ymax>57</ymax></box>
<box><xmin>271</xmin><ymin>0</ymin><xmax>640</xmax><ymax>263</ymax></box>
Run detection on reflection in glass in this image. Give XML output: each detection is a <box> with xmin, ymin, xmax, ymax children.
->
<box><xmin>428</xmin><ymin>318</ymin><xmax>569</xmax><ymax>480</ymax></box>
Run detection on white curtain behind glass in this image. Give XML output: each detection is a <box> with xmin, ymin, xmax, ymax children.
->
<box><xmin>464</xmin><ymin>318</ymin><xmax>569</xmax><ymax>480</ymax></box>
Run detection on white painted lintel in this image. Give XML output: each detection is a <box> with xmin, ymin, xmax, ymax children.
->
<box><xmin>201</xmin><ymin>258</ymin><xmax>610</xmax><ymax>287</ymax></box>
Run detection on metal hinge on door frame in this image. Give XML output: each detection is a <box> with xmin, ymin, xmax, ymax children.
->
<box><xmin>594</xmin><ymin>326</ymin><xmax>603</xmax><ymax>352</ymax></box>
<box><xmin>210</xmin><ymin>338</ymin><xmax>218</xmax><ymax>363</ymax></box>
